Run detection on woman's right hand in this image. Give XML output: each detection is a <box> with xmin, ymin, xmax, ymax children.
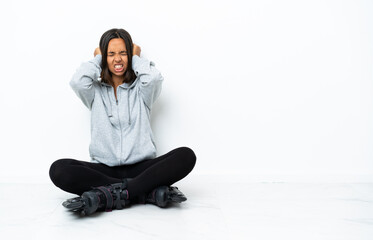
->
<box><xmin>94</xmin><ymin>47</ymin><xmax>101</xmax><ymax>57</ymax></box>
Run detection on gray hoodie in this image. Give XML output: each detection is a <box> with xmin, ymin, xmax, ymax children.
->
<box><xmin>70</xmin><ymin>54</ymin><xmax>163</xmax><ymax>166</ymax></box>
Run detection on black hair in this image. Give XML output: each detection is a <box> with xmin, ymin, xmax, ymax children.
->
<box><xmin>99</xmin><ymin>28</ymin><xmax>136</xmax><ymax>85</ymax></box>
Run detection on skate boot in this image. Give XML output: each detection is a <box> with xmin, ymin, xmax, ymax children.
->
<box><xmin>144</xmin><ymin>186</ymin><xmax>187</xmax><ymax>208</ymax></box>
<box><xmin>62</xmin><ymin>180</ymin><xmax>130</xmax><ymax>216</ymax></box>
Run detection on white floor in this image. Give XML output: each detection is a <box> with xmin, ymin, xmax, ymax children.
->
<box><xmin>1</xmin><ymin>175</ymin><xmax>373</xmax><ymax>240</ymax></box>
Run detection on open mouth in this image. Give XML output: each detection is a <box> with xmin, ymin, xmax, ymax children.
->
<box><xmin>114</xmin><ymin>64</ymin><xmax>124</xmax><ymax>72</ymax></box>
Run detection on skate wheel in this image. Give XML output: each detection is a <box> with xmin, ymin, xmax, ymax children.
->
<box><xmin>62</xmin><ymin>197</ymin><xmax>84</xmax><ymax>210</ymax></box>
<box><xmin>168</xmin><ymin>187</ymin><xmax>187</xmax><ymax>203</ymax></box>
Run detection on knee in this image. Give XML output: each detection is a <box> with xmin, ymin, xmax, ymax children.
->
<box><xmin>49</xmin><ymin>159</ymin><xmax>73</xmax><ymax>188</ymax></box>
<box><xmin>177</xmin><ymin>147</ymin><xmax>197</xmax><ymax>171</ymax></box>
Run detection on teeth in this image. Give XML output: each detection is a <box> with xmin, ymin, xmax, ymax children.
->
<box><xmin>114</xmin><ymin>65</ymin><xmax>123</xmax><ymax>69</ymax></box>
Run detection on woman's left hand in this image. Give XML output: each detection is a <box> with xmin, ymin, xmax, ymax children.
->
<box><xmin>133</xmin><ymin>44</ymin><xmax>141</xmax><ymax>56</ymax></box>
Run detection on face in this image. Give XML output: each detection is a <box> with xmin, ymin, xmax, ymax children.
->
<box><xmin>107</xmin><ymin>38</ymin><xmax>128</xmax><ymax>80</ymax></box>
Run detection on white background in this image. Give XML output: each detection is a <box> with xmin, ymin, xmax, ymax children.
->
<box><xmin>0</xmin><ymin>0</ymin><xmax>372</xmax><ymax>181</ymax></box>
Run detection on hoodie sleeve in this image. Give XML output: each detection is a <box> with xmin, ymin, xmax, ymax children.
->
<box><xmin>132</xmin><ymin>55</ymin><xmax>164</xmax><ymax>109</ymax></box>
<box><xmin>69</xmin><ymin>55</ymin><xmax>102</xmax><ymax>110</ymax></box>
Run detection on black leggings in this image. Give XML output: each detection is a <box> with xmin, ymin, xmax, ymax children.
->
<box><xmin>49</xmin><ymin>147</ymin><xmax>196</xmax><ymax>200</ymax></box>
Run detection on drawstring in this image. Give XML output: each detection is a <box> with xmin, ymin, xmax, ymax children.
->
<box><xmin>127</xmin><ymin>89</ymin><xmax>131</xmax><ymax>125</ymax></box>
<box><xmin>99</xmin><ymin>86</ymin><xmax>113</xmax><ymax>117</ymax></box>
<box><xmin>106</xmin><ymin>87</ymin><xmax>113</xmax><ymax>117</ymax></box>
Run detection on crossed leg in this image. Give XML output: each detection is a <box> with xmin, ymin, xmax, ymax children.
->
<box><xmin>49</xmin><ymin>147</ymin><xmax>196</xmax><ymax>200</ymax></box>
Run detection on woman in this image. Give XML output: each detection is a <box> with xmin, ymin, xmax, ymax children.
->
<box><xmin>49</xmin><ymin>28</ymin><xmax>196</xmax><ymax>216</ymax></box>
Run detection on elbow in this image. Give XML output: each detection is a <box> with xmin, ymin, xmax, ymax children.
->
<box><xmin>69</xmin><ymin>77</ymin><xmax>80</xmax><ymax>91</ymax></box>
<box><xmin>69</xmin><ymin>78</ymin><xmax>77</xmax><ymax>90</ymax></box>
<box><xmin>70</xmin><ymin>74</ymin><xmax>94</xmax><ymax>91</ymax></box>
<box><xmin>139</xmin><ymin>71</ymin><xmax>163</xmax><ymax>86</ymax></box>
<box><xmin>153</xmin><ymin>71</ymin><xmax>164</xmax><ymax>83</ymax></box>
<box><xmin>147</xmin><ymin>63</ymin><xmax>164</xmax><ymax>83</ymax></box>
<box><xmin>151</xmin><ymin>68</ymin><xmax>164</xmax><ymax>83</ymax></box>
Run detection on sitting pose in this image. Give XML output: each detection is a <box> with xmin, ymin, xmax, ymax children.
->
<box><xmin>49</xmin><ymin>28</ymin><xmax>196</xmax><ymax>216</ymax></box>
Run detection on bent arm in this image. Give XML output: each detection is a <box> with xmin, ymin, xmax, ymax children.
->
<box><xmin>70</xmin><ymin>55</ymin><xmax>102</xmax><ymax>110</ymax></box>
<box><xmin>132</xmin><ymin>55</ymin><xmax>164</xmax><ymax>109</ymax></box>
